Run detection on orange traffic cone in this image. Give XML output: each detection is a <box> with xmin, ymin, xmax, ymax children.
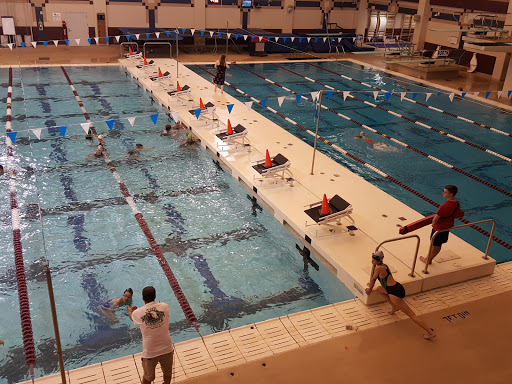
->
<box><xmin>129</xmin><ymin>47</ymin><xmax>133</xmax><ymax>56</ymax></box>
<box><xmin>158</xmin><ymin>67</ymin><xmax>163</xmax><ymax>78</ymax></box>
<box><xmin>227</xmin><ymin>119</ymin><xmax>233</xmax><ymax>135</ymax></box>
<box><xmin>177</xmin><ymin>81</ymin><xmax>182</xmax><ymax>92</ymax></box>
<box><xmin>200</xmin><ymin>98</ymin><xmax>205</xmax><ymax>110</ymax></box>
<box><xmin>265</xmin><ymin>150</ymin><xmax>272</xmax><ymax>167</ymax></box>
<box><xmin>320</xmin><ymin>194</ymin><xmax>330</xmax><ymax>215</ymax></box>
<box><xmin>143</xmin><ymin>56</ymin><xmax>148</xmax><ymax>66</ymax></box>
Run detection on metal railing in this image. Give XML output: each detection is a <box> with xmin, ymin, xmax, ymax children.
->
<box><xmin>372</xmin><ymin>234</ymin><xmax>421</xmax><ymax>280</ymax></box>
<box><xmin>423</xmin><ymin>218</ymin><xmax>496</xmax><ymax>274</ymax></box>
<box><xmin>143</xmin><ymin>42</ymin><xmax>172</xmax><ymax>59</ymax></box>
<box><xmin>120</xmin><ymin>42</ymin><xmax>139</xmax><ymax>57</ymax></box>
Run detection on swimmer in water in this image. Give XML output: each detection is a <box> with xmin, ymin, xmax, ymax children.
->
<box><xmin>133</xmin><ymin>143</ymin><xmax>155</xmax><ymax>152</ymax></box>
<box><xmin>99</xmin><ymin>288</ymin><xmax>134</xmax><ymax>323</ymax></box>
<box><xmin>161</xmin><ymin>122</ymin><xmax>187</xmax><ymax>136</ymax></box>
<box><xmin>354</xmin><ymin>131</ymin><xmax>387</xmax><ymax>148</ymax></box>
<box><xmin>180</xmin><ymin>133</ymin><xmax>201</xmax><ymax>147</ymax></box>
<box><xmin>85</xmin><ymin>144</ymin><xmax>109</xmax><ymax>160</ymax></box>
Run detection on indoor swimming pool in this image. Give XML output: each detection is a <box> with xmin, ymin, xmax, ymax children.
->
<box><xmin>190</xmin><ymin>60</ymin><xmax>512</xmax><ymax>263</ymax></box>
<box><xmin>0</xmin><ymin>66</ymin><xmax>354</xmax><ymax>383</ymax></box>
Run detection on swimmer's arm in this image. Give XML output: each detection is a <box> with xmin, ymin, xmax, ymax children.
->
<box><xmin>365</xmin><ymin>267</ymin><xmax>380</xmax><ymax>294</ymax></box>
<box><xmin>110</xmin><ymin>298</ymin><xmax>122</xmax><ymax>310</ymax></box>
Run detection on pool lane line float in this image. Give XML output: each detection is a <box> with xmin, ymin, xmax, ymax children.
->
<box><xmin>280</xmin><ymin>63</ymin><xmax>511</xmax><ymax>163</ymax></box>
<box><xmin>236</xmin><ymin>62</ymin><xmax>512</xmax><ymax>198</ymax></box>
<box><xmin>60</xmin><ymin>66</ymin><xmax>199</xmax><ymax>331</ymax></box>
<box><xmin>194</xmin><ymin>64</ymin><xmax>511</xmax><ymax>250</ymax></box>
<box><xmin>308</xmin><ymin>62</ymin><xmax>512</xmax><ymax>138</ymax></box>
<box><xmin>5</xmin><ymin>67</ymin><xmax>37</xmax><ymax>374</ymax></box>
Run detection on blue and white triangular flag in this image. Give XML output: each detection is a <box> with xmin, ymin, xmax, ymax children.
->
<box><xmin>461</xmin><ymin>92</ymin><xmax>466</xmax><ymax>99</ymax></box>
<box><xmin>508</xmin><ymin>90</ymin><xmax>512</xmax><ymax>98</ymax></box>
<box><xmin>94</xmin><ymin>37</ymin><xmax>99</xmax><ymax>44</ymax></box>
<box><xmin>65</xmin><ymin>39</ymin><xmax>69</xmax><ymax>46</ymax></box>
<box><xmin>106</xmin><ymin>120</ymin><xmax>115</xmax><ymax>130</ymax></box>
<box><xmin>115</xmin><ymin>36</ymin><xmax>120</xmax><ymax>42</ymax></box>
<box><xmin>43</xmin><ymin>41</ymin><xmax>48</xmax><ymax>47</ymax></box>
<box><xmin>296</xmin><ymin>94</ymin><xmax>301</xmax><ymax>103</ymax></box>
<box><xmin>7</xmin><ymin>132</ymin><xmax>17</xmax><ymax>143</ymax></box>
<box><xmin>260</xmin><ymin>99</ymin><xmax>267</xmax><ymax>108</ymax></box>
<box><xmin>31</xmin><ymin>42</ymin><xmax>37</xmax><ymax>48</ymax></box>
<box><xmin>449</xmin><ymin>93</ymin><xmax>454</xmax><ymax>102</ymax></box>
<box><xmin>181</xmin><ymin>28</ymin><xmax>186</xmax><ymax>34</ymax></box>
<box><xmin>474</xmin><ymin>92</ymin><xmax>479</xmax><ymax>97</ymax></box>
<box><xmin>283</xmin><ymin>37</ymin><xmax>287</xmax><ymax>43</ymax></box>
<box><xmin>343</xmin><ymin>91</ymin><xmax>350</xmax><ymax>101</ymax></box>
<box><xmin>105</xmin><ymin>37</ymin><xmax>110</xmax><ymax>43</ymax></box>
<box><xmin>400</xmin><ymin>92</ymin><xmax>406</xmax><ymax>101</ymax></box>
<box><xmin>227</xmin><ymin>104</ymin><xmax>234</xmax><ymax>114</ymax></box>
<box><xmin>385</xmin><ymin>92</ymin><xmax>392</xmax><ymax>101</ymax></box>
<box><xmin>20</xmin><ymin>42</ymin><xmax>25</xmax><ymax>48</ymax></box>
<box><xmin>486</xmin><ymin>91</ymin><xmax>491</xmax><ymax>99</ymax></box>
<box><xmin>426</xmin><ymin>93</ymin><xmax>432</xmax><ymax>102</ymax></box>
<box><xmin>80</xmin><ymin>123</ymin><xmax>91</xmax><ymax>133</ymax></box>
<box><xmin>7</xmin><ymin>43</ymin><xmax>13</xmax><ymax>50</ymax></box>
<box><xmin>191</xmin><ymin>29</ymin><xmax>196</xmax><ymax>36</ymax></box>
<box><xmin>200</xmin><ymin>30</ymin><xmax>205</xmax><ymax>36</ymax></box>
<box><xmin>373</xmin><ymin>91</ymin><xmax>379</xmax><ymax>100</ymax></box>
<box><xmin>327</xmin><ymin>90</ymin><xmax>333</xmax><ymax>99</ymax></box>
<box><xmin>498</xmin><ymin>91</ymin><xmax>503</xmax><ymax>98</ymax></box>
<box><xmin>155</xmin><ymin>32</ymin><xmax>160</xmax><ymax>39</ymax></box>
<box><xmin>278</xmin><ymin>96</ymin><xmax>284</xmax><ymax>107</ymax></box>
<box><xmin>412</xmin><ymin>92</ymin><xmax>418</xmax><ymax>100</ymax></box>
<box><xmin>194</xmin><ymin>108</ymin><xmax>202</xmax><ymax>119</ymax></box>
<box><xmin>210</xmin><ymin>31</ymin><xmax>215</xmax><ymax>38</ymax></box>
<box><xmin>150</xmin><ymin>113</ymin><xmax>158</xmax><ymax>125</ymax></box>
<box><xmin>299</xmin><ymin>37</ymin><xmax>303</xmax><ymax>43</ymax></box>
<box><xmin>171</xmin><ymin>111</ymin><xmax>180</xmax><ymax>122</ymax></box>
<box><xmin>75</xmin><ymin>38</ymin><xmax>81</xmax><ymax>45</ymax></box>
<box><xmin>245</xmin><ymin>101</ymin><xmax>253</xmax><ymax>110</ymax></box>
<box><xmin>57</xmin><ymin>126</ymin><xmax>67</xmax><ymax>137</ymax></box>
<box><xmin>126</xmin><ymin>36</ymin><xmax>130</xmax><ymax>42</ymax></box>
<box><xmin>53</xmin><ymin>40</ymin><xmax>59</xmax><ymax>46</ymax></box>
<box><xmin>128</xmin><ymin>117</ymin><xmax>136</xmax><ymax>127</ymax></box>
<box><xmin>87</xmin><ymin>38</ymin><xmax>92</xmax><ymax>45</ymax></box>
<box><xmin>145</xmin><ymin>33</ymin><xmax>150</xmax><ymax>39</ymax></box>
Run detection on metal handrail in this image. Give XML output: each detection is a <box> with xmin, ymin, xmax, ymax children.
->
<box><xmin>143</xmin><ymin>42</ymin><xmax>172</xmax><ymax>59</ymax></box>
<box><xmin>423</xmin><ymin>218</ymin><xmax>496</xmax><ymax>274</ymax></box>
<box><xmin>120</xmin><ymin>42</ymin><xmax>139</xmax><ymax>57</ymax></box>
<box><xmin>371</xmin><ymin>235</ymin><xmax>421</xmax><ymax>281</ymax></box>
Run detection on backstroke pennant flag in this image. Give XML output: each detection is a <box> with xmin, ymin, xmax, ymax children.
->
<box><xmin>31</xmin><ymin>129</ymin><xmax>42</xmax><ymax>140</ymax></box>
<box><xmin>426</xmin><ymin>93</ymin><xmax>432</xmax><ymax>102</ymax></box>
<box><xmin>400</xmin><ymin>92</ymin><xmax>406</xmax><ymax>101</ymax></box>
<box><xmin>65</xmin><ymin>40</ymin><xmax>69</xmax><ymax>46</ymax></box>
<box><xmin>449</xmin><ymin>93</ymin><xmax>454</xmax><ymax>102</ymax></box>
<box><xmin>53</xmin><ymin>40</ymin><xmax>59</xmax><ymax>46</ymax></box>
<box><xmin>7</xmin><ymin>132</ymin><xmax>17</xmax><ymax>143</ymax></box>
<box><xmin>150</xmin><ymin>114</ymin><xmax>158</xmax><ymax>125</ymax></box>
<box><xmin>88</xmin><ymin>38</ymin><xmax>92</xmax><ymax>45</ymax></box>
<box><xmin>486</xmin><ymin>91</ymin><xmax>491</xmax><ymax>99</ymax></box>
<box><xmin>327</xmin><ymin>90</ymin><xmax>334</xmax><ymax>99</ymax></box>
<box><xmin>194</xmin><ymin>108</ymin><xmax>202</xmax><ymax>119</ymax></box>
<box><xmin>498</xmin><ymin>91</ymin><xmax>503</xmax><ymax>98</ymax></box>
<box><xmin>57</xmin><ymin>126</ymin><xmax>67</xmax><ymax>137</ymax></box>
<box><xmin>7</xmin><ymin>44</ymin><xmax>13</xmax><ymax>50</ymax></box>
<box><xmin>171</xmin><ymin>111</ymin><xmax>180</xmax><ymax>122</ymax></box>
<box><xmin>155</xmin><ymin>32</ymin><xmax>160</xmax><ymax>38</ymax></box>
<box><xmin>343</xmin><ymin>91</ymin><xmax>350</xmax><ymax>101</ymax></box>
<box><xmin>128</xmin><ymin>117</ymin><xmax>136</xmax><ymax>127</ymax></box>
<box><xmin>106</xmin><ymin>120</ymin><xmax>115</xmax><ymax>130</ymax></box>
<box><xmin>296</xmin><ymin>94</ymin><xmax>302</xmax><ymax>104</ymax></box>
<box><xmin>31</xmin><ymin>42</ymin><xmax>37</xmax><ymax>48</ymax></box>
<box><xmin>115</xmin><ymin>36</ymin><xmax>120</xmax><ymax>42</ymax></box>
<box><xmin>412</xmin><ymin>92</ymin><xmax>418</xmax><ymax>100</ymax></box>
<box><xmin>461</xmin><ymin>92</ymin><xmax>466</xmax><ymax>99</ymax></box>
<box><xmin>474</xmin><ymin>92</ymin><xmax>479</xmax><ymax>97</ymax></box>
<box><xmin>278</xmin><ymin>96</ymin><xmax>284</xmax><ymax>107</ymax></box>
<box><xmin>373</xmin><ymin>91</ymin><xmax>379</xmax><ymax>100</ymax></box>
<box><xmin>80</xmin><ymin>122</ymin><xmax>91</xmax><ymax>133</ymax></box>
<box><xmin>508</xmin><ymin>90</ymin><xmax>512</xmax><ymax>98</ymax></box>
<box><xmin>75</xmin><ymin>39</ymin><xmax>81</xmax><ymax>45</ymax></box>
<box><xmin>94</xmin><ymin>37</ymin><xmax>99</xmax><ymax>44</ymax></box>
<box><xmin>385</xmin><ymin>92</ymin><xmax>392</xmax><ymax>101</ymax></box>
<box><xmin>191</xmin><ymin>29</ymin><xmax>195</xmax><ymax>36</ymax></box>
<box><xmin>245</xmin><ymin>101</ymin><xmax>253</xmax><ymax>110</ymax></box>
<box><xmin>43</xmin><ymin>41</ymin><xmax>48</xmax><ymax>47</ymax></box>
<box><xmin>260</xmin><ymin>99</ymin><xmax>267</xmax><ymax>108</ymax></box>
<box><xmin>227</xmin><ymin>104</ymin><xmax>234</xmax><ymax>114</ymax></box>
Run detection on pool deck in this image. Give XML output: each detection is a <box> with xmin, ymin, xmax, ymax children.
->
<box><xmin>120</xmin><ymin>57</ymin><xmax>495</xmax><ymax>305</ymax></box>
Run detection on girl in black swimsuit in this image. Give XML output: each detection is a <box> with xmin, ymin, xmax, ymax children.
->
<box><xmin>366</xmin><ymin>250</ymin><xmax>436</xmax><ymax>340</ymax></box>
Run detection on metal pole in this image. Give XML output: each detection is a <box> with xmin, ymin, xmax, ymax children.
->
<box><xmin>226</xmin><ymin>21</ymin><xmax>228</xmax><ymax>56</ymax></box>
<box><xmin>45</xmin><ymin>261</ymin><xmax>67</xmax><ymax>384</ymax></box>
<box><xmin>310</xmin><ymin>89</ymin><xmax>323</xmax><ymax>175</ymax></box>
<box><xmin>175</xmin><ymin>29</ymin><xmax>179</xmax><ymax>78</ymax></box>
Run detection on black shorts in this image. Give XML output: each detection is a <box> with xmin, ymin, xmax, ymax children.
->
<box><xmin>431</xmin><ymin>229</ymin><xmax>449</xmax><ymax>247</ymax></box>
<box><xmin>385</xmin><ymin>282</ymin><xmax>406</xmax><ymax>299</ymax></box>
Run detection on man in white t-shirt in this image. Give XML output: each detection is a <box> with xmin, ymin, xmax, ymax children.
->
<box><xmin>129</xmin><ymin>286</ymin><xmax>174</xmax><ymax>384</ymax></box>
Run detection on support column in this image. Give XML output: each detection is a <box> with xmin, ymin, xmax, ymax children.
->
<box><xmin>500</xmin><ymin>1</ymin><xmax>512</xmax><ymax>98</ymax></box>
<box><xmin>282</xmin><ymin>0</ymin><xmax>295</xmax><ymax>34</ymax></box>
<box><xmin>411</xmin><ymin>0</ymin><xmax>430</xmax><ymax>51</ymax></box>
<box><xmin>355</xmin><ymin>0</ymin><xmax>368</xmax><ymax>38</ymax></box>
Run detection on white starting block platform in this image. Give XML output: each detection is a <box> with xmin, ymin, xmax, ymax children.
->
<box><xmin>120</xmin><ymin>57</ymin><xmax>495</xmax><ymax>305</ymax></box>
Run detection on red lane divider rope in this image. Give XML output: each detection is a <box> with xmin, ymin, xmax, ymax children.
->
<box><xmin>307</xmin><ymin>62</ymin><xmax>512</xmax><ymax>139</ymax></box>
<box><xmin>194</xmin><ymin>64</ymin><xmax>511</xmax><ymax>250</ymax></box>
<box><xmin>60</xmin><ymin>66</ymin><xmax>199</xmax><ymax>330</ymax></box>
<box><xmin>268</xmin><ymin>63</ymin><xmax>512</xmax><ymax>198</ymax></box>
<box><xmin>6</xmin><ymin>67</ymin><xmax>37</xmax><ymax>374</ymax></box>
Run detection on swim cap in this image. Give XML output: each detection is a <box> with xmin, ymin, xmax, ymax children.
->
<box><xmin>372</xmin><ymin>250</ymin><xmax>384</xmax><ymax>262</ymax></box>
<box><xmin>188</xmin><ymin>133</ymin><xmax>193</xmax><ymax>139</ymax></box>
<box><xmin>165</xmin><ymin>124</ymin><xmax>172</xmax><ymax>129</ymax></box>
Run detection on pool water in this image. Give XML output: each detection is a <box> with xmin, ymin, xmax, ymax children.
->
<box><xmin>0</xmin><ymin>66</ymin><xmax>354</xmax><ymax>383</ymax></box>
<box><xmin>190</xmin><ymin>61</ymin><xmax>512</xmax><ymax>263</ymax></box>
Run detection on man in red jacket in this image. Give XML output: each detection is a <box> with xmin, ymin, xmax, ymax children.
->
<box><xmin>420</xmin><ymin>185</ymin><xmax>461</xmax><ymax>265</ymax></box>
